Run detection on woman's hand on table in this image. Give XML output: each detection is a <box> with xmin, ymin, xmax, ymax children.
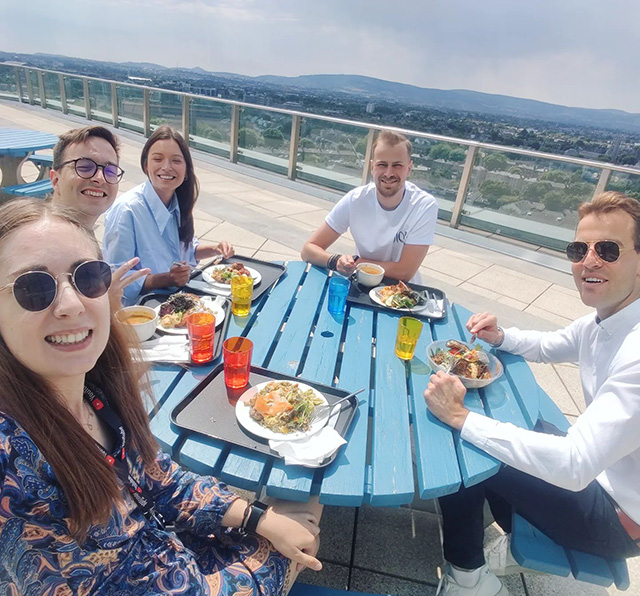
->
<box><xmin>424</xmin><ymin>371</ymin><xmax>470</xmax><ymax>430</ymax></box>
<box><xmin>108</xmin><ymin>258</ymin><xmax>150</xmax><ymax>310</ymax></box>
<box><xmin>257</xmin><ymin>507</ymin><xmax>322</xmax><ymax>572</ymax></box>
<box><xmin>466</xmin><ymin>312</ymin><xmax>504</xmax><ymax>346</ymax></box>
<box><xmin>215</xmin><ymin>240</ymin><xmax>235</xmax><ymax>258</ymax></box>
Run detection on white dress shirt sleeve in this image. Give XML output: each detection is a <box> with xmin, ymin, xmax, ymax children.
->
<box><xmin>462</xmin><ymin>323</ymin><xmax>640</xmax><ymax>491</ymax></box>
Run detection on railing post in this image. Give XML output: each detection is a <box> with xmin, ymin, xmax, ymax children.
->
<box><xmin>450</xmin><ymin>145</ymin><xmax>478</xmax><ymax>228</ymax></box>
<box><xmin>83</xmin><ymin>78</ymin><xmax>91</xmax><ymax>120</ymax></box>
<box><xmin>143</xmin><ymin>88</ymin><xmax>151</xmax><ymax>137</ymax></box>
<box><xmin>37</xmin><ymin>71</ymin><xmax>46</xmax><ymax>108</ymax></box>
<box><xmin>593</xmin><ymin>168</ymin><xmax>611</xmax><ymax>198</ymax></box>
<box><xmin>14</xmin><ymin>68</ymin><xmax>23</xmax><ymax>103</ymax></box>
<box><xmin>229</xmin><ymin>104</ymin><xmax>240</xmax><ymax>163</ymax></box>
<box><xmin>110</xmin><ymin>83</ymin><xmax>119</xmax><ymax>127</ymax></box>
<box><xmin>287</xmin><ymin>114</ymin><xmax>301</xmax><ymax>180</ymax></box>
<box><xmin>361</xmin><ymin>128</ymin><xmax>375</xmax><ymax>185</ymax></box>
<box><xmin>182</xmin><ymin>95</ymin><xmax>190</xmax><ymax>140</ymax></box>
<box><xmin>59</xmin><ymin>75</ymin><xmax>68</xmax><ymax>114</ymax></box>
<box><xmin>25</xmin><ymin>70</ymin><xmax>34</xmax><ymax>105</ymax></box>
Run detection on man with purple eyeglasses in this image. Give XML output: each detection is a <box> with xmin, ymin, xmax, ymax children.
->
<box><xmin>50</xmin><ymin>126</ymin><xmax>149</xmax><ymax>306</ymax></box>
<box><xmin>424</xmin><ymin>191</ymin><xmax>640</xmax><ymax>595</ymax></box>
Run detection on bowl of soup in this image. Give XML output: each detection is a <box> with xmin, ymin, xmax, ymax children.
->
<box><xmin>356</xmin><ymin>263</ymin><xmax>385</xmax><ymax>287</ymax></box>
<box><xmin>116</xmin><ymin>305</ymin><xmax>158</xmax><ymax>342</ymax></box>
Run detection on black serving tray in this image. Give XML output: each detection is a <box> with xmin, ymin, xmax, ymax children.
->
<box><xmin>346</xmin><ymin>276</ymin><xmax>447</xmax><ymax>320</ymax></box>
<box><xmin>171</xmin><ymin>364</ymin><xmax>358</xmax><ymax>467</ymax></box>
<box><xmin>187</xmin><ymin>255</ymin><xmax>287</xmax><ymax>302</ymax></box>
<box><xmin>139</xmin><ymin>293</ymin><xmax>230</xmax><ymax>362</ymax></box>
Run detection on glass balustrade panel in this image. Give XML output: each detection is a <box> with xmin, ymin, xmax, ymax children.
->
<box><xmin>29</xmin><ymin>70</ymin><xmax>40</xmax><ymax>104</ymax></box>
<box><xmin>43</xmin><ymin>72</ymin><xmax>61</xmax><ymax>110</ymax></box>
<box><xmin>88</xmin><ymin>80</ymin><xmax>112</xmax><ymax>123</ymax></box>
<box><xmin>460</xmin><ymin>148</ymin><xmax>599</xmax><ymax>251</ymax></box>
<box><xmin>406</xmin><ymin>138</ymin><xmax>468</xmax><ymax>222</ymax></box>
<box><xmin>297</xmin><ymin>118</ymin><xmax>368</xmax><ymax>192</ymax></box>
<box><xmin>17</xmin><ymin>69</ymin><xmax>28</xmax><ymax>101</ymax></box>
<box><xmin>64</xmin><ymin>76</ymin><xmax>86</xmax><ymax>116</ymax></box>
<box><xmin>606</xmin><ymin>171</ymin><xmax>640</xmax><ymax>201</ymax></box>
<box><xmin>189</xmin><ymin>97</ymin><xmax>232</xmax><ymax>158</ymax></box>
<box><xmin>0</xmin><ymin>65</ymin><xmax>18</xmax><ymax>100</ymax></box>
<box><xmin>237</xmin><ymin>106</ymin><xmax>291</xmax><ymax>175</ymax></box>
<box><xmin>149</xmin><ymin>91</ymin><xmax>182</xmax><ymax>131</ymax></box>
<box><xmin>116</xmin><ymin>85</ymin><xmax>144</xmax><ymax>133</ymax></box>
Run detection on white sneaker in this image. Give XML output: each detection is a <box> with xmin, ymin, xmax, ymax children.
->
<box><xmin>484</xmin><ymin>534</ymin><xmax>540</xmax><ymax>576</ymax></box>
<box><xmin>436</xmin><ymin>563</ymin><xmax>510</xmax><ymax>596</ymax></box>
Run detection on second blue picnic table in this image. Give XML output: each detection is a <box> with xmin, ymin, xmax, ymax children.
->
<box><xmin>148</xmin><ymin>261</ymin><xmax>540</xmax><ymax>506</ymax></box>
<box><xmin>0</xmin><ymin>128</ymin><xmax>58</xmax><ymax>198</ymax></box>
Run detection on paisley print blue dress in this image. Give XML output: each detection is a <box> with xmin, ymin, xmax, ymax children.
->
<box><xmin>0</xmin><ymin>414</ymin><xmax>290</xmax><ymax>595</ymax></box>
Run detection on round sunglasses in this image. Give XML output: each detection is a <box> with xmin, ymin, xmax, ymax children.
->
<box><xmin>0</xmin><ymin>260</ymin><xmax>112</xmax><ymax>312</ymax></box>
<box><xmin>565</xmin><ymin>240</ymin><xmax>631</xmax><ymax>264</ymax></box>
<box><xmin>58</xmin><ymin>157</ymin><xmax>124</xmax><ymax>185</ymax></box>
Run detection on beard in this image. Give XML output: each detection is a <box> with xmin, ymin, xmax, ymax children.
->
<box><xmin>375</xmin><ymin>177</ymin><xmax>403</xmax><ymax>198</ymax></box>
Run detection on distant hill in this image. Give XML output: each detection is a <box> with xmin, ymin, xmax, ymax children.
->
<box><xmin>5</xmin><ymin>52</ymin><xmax>640</xmax><ymax>133</ymax></box>
<box><xmin>255</xmin><ymin>73</ymin><xmax>640</xmax><ymax>133</ymax></box>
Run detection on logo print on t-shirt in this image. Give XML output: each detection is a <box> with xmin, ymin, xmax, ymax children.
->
<box><xmin>393</xmin><ymin>231</ymin><xmax>407</xmax><ymax>244</ymax></box>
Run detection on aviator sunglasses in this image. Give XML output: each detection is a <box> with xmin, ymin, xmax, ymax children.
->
<box><xmin>0</xmin><ymin>260</ymin><xmax>112</xmax><ymax>312</ymax></box>
<box><xmin>58</xmin><ymin>157</ymin><xmax>124</xmax><ymax>184</ymax></box>
<box><xmin>565</xmin><ymin>240</ymin><xmax>630</xmax><ymax>264</ymax></box>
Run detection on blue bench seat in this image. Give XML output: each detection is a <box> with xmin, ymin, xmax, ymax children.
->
<box><xmin>510</xmin><ymin>390</ymin><xmax>630</xmax><ymax>590</ymax></box>
<box><xmin>2</xmin><ymin>179</ymin><xmax>53</xmax><ymax>197</ymax></box>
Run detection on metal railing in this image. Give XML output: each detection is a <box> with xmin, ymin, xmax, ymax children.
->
<box><xmin>1</xmin><ymin>63</ymin><xmax>639</xmax><ymax>252</ymax></box>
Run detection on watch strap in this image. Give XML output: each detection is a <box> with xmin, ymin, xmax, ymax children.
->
<box><xmin>242</xmin><ymin>500</ymin><xmax>269</xmax><ymax>535</ymax></box>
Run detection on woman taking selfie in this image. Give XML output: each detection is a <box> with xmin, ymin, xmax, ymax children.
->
<box><xmin>0</xmin><ymin>199</ymin><xmax>321</xmax><ymax>594</ymax></box>
<box><xmin>104</xmin><ymin>125</ymin><xmax>234</xmax><ymax>305</ymax></box>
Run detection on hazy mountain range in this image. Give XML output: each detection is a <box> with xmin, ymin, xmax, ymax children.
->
<box><xmin>254</xmin><ymin>73</ymin><xmax>640</xmax><ymax>133</ymax></box>
<box><xmin>7</xmin><ymin>53</ymin><xmax>640</xmax><ymax>133</ymax></box>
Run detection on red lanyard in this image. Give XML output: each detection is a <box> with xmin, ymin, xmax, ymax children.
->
<box><xmin>83</xmin><ymin>385</ymin><xmax>166</xmax><ymax>529</ymax></box>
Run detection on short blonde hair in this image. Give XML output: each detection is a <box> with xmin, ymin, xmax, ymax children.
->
<box><xmin>372</xmin><ymin>130</ymin><xmax>412</xmax><ymax>160</ymax></box>
<box><xmin>578</xmin><ymin>191</ymin><xmax>640</xmax><ymax>251</ymax></box>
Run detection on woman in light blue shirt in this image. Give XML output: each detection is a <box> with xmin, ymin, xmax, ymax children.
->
<box><xmin>103</xmin><ymin>126</ymin><xmax>233</xmax><ymax>304</ymax></box>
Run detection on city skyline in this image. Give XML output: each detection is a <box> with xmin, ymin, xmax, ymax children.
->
<box><xmin>1</xmin><ymin>0</ymin><xmax>638</xmax><ymax>114</ymax></box>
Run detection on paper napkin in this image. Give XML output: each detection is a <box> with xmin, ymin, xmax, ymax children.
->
<box><xmin>138</xmin><ymin>335</ymin><xmax>190</xmax><ymax>363</ymax></box>
<box><xmin>269</xmin><ymin>420</ymin><xmax>347</xmax><ymax>468</ymax></box>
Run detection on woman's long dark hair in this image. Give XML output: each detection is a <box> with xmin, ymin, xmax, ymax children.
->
<box><xmin>0</xmin><ymin>199</ymin><xmax>158</xmax><ymax>540</ymax></box>
<box><xmin>140</xmin><ymin>125</ymin><xmax>199</xmax><ymax>246</ymax></box>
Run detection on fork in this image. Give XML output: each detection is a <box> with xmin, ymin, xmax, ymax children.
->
<box><xmin>312</xmin><ymin>388</ymin><xmax>365</xmax><ymax>424</ymax></box>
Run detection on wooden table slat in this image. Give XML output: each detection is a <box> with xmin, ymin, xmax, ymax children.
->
<box><xmin>408</xmin><ymin>322</ymin><xmax>463</xmax><ymax>499</ymax></box>
<box><xmin>370</xmin><ymin>312</ymin><xmax>415</xmax><ymax>505</ymax></box>
<box><xmin>316</xmin><ymin>306</ymin><xmax>374</xmax><ymax>506</ymax></box>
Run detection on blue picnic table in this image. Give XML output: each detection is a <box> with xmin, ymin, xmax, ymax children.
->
<box><xmin>147</xmin><ymin>261</ymin><xmax>540</xmax><ymax>506</ymax></box>
<box><xmin>0</xmin><ymin>128</ymin><xmax>58</xmax><ymax>198</ymax></box>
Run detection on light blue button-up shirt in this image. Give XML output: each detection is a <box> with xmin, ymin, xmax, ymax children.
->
<box><xmin>103</xmin><ymin>180</ymin><xmax>198</xmax><ymax>305</ymax></box>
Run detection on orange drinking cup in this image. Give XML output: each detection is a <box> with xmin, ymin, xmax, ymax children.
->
<box><xmin>223</xmin><ymin>337</ymin><xmax>253</xmax><ymax>388</ymax></box>
<box><xmin>187</xmin><ymin>312</ymin><xmax>216</xmax><ymax>364</ymax></box>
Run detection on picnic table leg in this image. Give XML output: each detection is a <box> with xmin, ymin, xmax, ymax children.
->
<box><xmin>0</xmin><ymin>154</ymin><xmax>29</xmax><ymax>187</ymax></box>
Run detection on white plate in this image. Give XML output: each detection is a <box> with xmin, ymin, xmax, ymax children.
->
<box><xmin>202</xmin><ymin>264</ymin><xmax>262</xmax><ymax>290</ymax></box>
<box><xmin>154</xmin><ymin>295</ymin><xmax>226</xmax><ymax>335</ymax></box>
<box><xmin>235</xmin><ymin>381</ymin><xmax>328</xmax><ymax>442</ymax></box>
<box><xmin>369</xmin><ymin>286</ymin><xmax>432</xmax><ymax>314</ymax></box>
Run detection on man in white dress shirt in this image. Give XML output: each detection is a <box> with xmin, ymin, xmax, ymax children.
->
<box><xmin>300</xmin><ymin>130</ymin><xmax>438</xmax><ymax>283</ymax></box>
<box><xmin>424</xmin><ymin>191</ymin><xmax>640</xmax><ymax>596</ymax></box>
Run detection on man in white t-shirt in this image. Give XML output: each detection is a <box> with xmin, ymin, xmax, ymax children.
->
<box><xmin>424</xmin><ymin>192</ymin><xmax>640</xmax><ymax>595</ymax></box>
<box><xmin>300</xmin><ymin>130</ymin><xmax>438</xmax><ymax>283</ymax></box>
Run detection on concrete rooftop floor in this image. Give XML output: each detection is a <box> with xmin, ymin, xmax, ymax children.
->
<box><xmin>1</xmin><ymin>100</ymin><xmax>637</xmax><ymax>595</ymax></box>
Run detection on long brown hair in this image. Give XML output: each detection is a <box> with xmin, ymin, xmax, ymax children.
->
<box><xmin>140</xmin><ymin>125</ymin><xmax>199</xmax><ymax>246</ymax></box>
<box><xmin>0</xmin><ymin>199</ymin><xmax>157</xmax><ymax>539</ymax></box>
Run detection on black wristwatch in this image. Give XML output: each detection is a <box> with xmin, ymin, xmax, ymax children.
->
<box><xmin>239</xmin><ymin>500</ymin><xmax>269</xmax><ymax>535</ymax></box>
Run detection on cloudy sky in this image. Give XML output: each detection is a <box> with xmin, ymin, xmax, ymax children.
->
<box><xmin>1</xmin><ymin>0</ymin><xmax>638</xmax><ymax>113</ymax></box>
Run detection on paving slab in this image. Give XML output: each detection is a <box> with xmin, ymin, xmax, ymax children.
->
<box><xmin>353</xmin><ymin>506</ymin><xmax>442</xmax><ymax>584</ymax></box>
<box><xmin>467</xmin><ymin>264</ymin><xmax>553</xmax><ymax>304</ymax></box>
<box><xmin>530</xmin><ymin>286</ymin><xmax>594</xmax><ymax>321</ymax></box>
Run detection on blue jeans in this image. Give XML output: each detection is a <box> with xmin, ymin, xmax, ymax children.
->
<box><xmin>439</xmin><ymin>422</ymin><xmax>640</xmax><ymax>569</ymax></box>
